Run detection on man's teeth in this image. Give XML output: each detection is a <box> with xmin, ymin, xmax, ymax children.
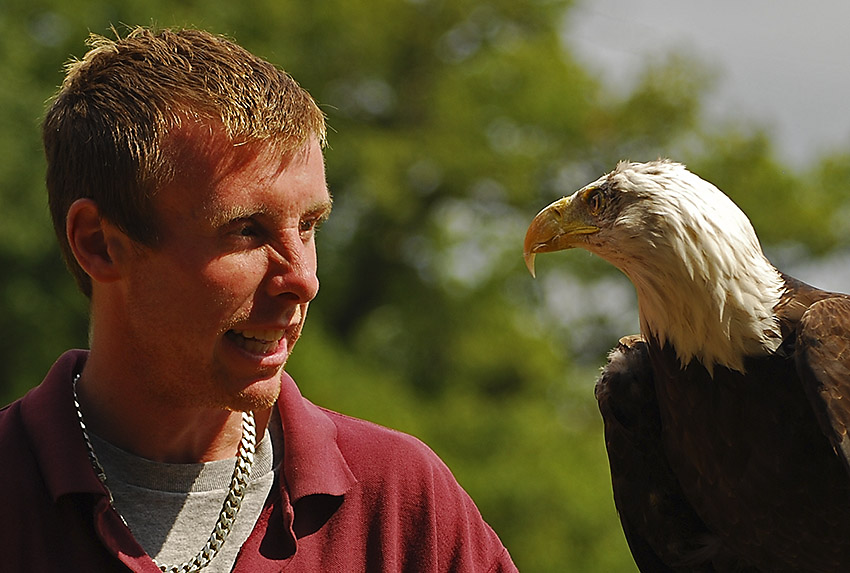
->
<box><xmin>235</xmin><ymin>329</ymin><xmax>285</xmax><ymax>342</ymax></box>
<box><xmin>231</xmin><ymin>329</ymin><xmax>285</xmax><ymax>354</ymax></box>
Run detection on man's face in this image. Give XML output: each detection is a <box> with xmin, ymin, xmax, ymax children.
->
<box><xmin>115</xmin><ymin>134</ymin><xmax>331</xmax><ymax>412</ymax></box>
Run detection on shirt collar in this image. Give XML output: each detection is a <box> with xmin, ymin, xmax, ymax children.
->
<box><xmin>21</xmin><ymin>349</ymin><xmax>107</xmax><ymax>501</ymax></box>
<box><xmin>276</xmin><ymin>371</ymin><xmax>357</xmax><ymax>502</ymax></box>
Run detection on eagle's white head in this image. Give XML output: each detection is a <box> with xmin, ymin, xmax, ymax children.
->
<box><xmin>524</xmin><ymin>159</ymin><xmax>785</xmax><ymax>374</ymax></box>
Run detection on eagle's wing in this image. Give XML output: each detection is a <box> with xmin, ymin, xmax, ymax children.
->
<box><xmin>595</xmin><ymin>336</ymin><xmax>735</xmax><ymax>572</ymax></box>
<box><xmin>795</xmin><ymin>296</ymin><xmax>850</xmax><ymax>475</ymax></box>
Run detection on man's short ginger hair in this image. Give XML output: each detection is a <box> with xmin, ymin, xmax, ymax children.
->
<box><xmin>42</xmin><ymin>26</ymin><xmax>326</xmax><ymax>297</ymax></box>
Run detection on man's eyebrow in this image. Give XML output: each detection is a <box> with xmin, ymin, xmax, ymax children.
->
<box><xmin>205</xmin><ymin>204</ymin><xmax>270</xmax><ymax>227</ymax></box>
<box><xmin>205</xmin><ymin>194</ymin><xmax>333</xmax><ymax>228</ymax></box>
<box><xmin>308</xmin><ymin>195</ymin><xmax>334</xmax><ymax>219</ymax></box>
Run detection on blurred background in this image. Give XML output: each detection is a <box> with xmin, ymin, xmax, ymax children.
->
<box><xmin>2</xmin><ymin>0</ymin><xmax>850</xmax><ymax>570</ymax></box>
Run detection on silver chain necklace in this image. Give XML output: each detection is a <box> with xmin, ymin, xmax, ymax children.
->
<box><xmin>72</xmin><ymin>373</ymin><xmax>257</xmax><ymax>573</ymax></box>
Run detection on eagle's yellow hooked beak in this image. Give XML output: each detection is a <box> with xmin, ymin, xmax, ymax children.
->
<box><xmin>523</xmin><ymin>192</ymin><xmax>600</xmax><ymax>277</ymax></box>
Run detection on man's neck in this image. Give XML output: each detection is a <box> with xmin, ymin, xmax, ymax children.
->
<box><xmin>74</xmin><ymin>361</ymin><xmax>272</xmax><ymax>464</ymax></box>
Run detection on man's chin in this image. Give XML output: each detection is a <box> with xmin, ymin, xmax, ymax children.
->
<box><xmin>230</xmin><ymin>376</ymin><xmax>282</xmax><ymax>412</ymax></box>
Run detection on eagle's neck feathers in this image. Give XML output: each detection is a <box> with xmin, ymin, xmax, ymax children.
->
<box><xmin>601</xmin><ymin>162</ymin><xmax>785</xmax><ymax>374</ymax></box>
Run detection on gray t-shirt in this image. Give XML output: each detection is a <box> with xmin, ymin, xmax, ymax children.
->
<box><xmin>90</xmin><ymin>424</ymin><xmax>278</xmax><ymax>572</ymax></box>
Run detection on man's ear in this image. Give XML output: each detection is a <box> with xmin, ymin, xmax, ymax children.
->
<box><xmin>66</xmin><ymin>199</ymin><xmax>131</xmax><ymax>284</ymax></box>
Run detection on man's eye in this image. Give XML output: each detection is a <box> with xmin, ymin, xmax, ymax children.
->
<box><xmin>299</xmin><ymin>214</ymin><xmax>327</xmax><ymax>238</ymax></box>
<box><xmin>227</xmin><ymin>220</ymin><xmax>262</xmax><ymax>241</ymax></box>
<box><xmin>237</xmin><ymin>224</ymin><xmax>258</xmax><ymax>237</ymax></box>
<box><xmin>299</xmin><ymin>219</ymin><xmax>317</xmax><ymax>236</ymax></box>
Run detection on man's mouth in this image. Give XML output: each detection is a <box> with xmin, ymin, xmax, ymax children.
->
<box><xmin>227</xmin><ymin>328</ymin><xmax>286</xmax><ymax>354</ymax></box>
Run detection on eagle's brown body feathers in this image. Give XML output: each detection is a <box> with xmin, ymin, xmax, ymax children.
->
<box><xmin>599</xmin><ymin>280</ymin><xmax>850</xmax><ymax>571</ymax></box>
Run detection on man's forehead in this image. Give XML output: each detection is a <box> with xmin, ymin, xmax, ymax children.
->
<box><xmin>164</xmin><ymin>118</ymin><xmax>322</xmax><ymax>185</ymax></box>
<box><xmin>161</xmin><ymin>124</ymin><xmax>327</xmax><ymax>216</ymax></box>
<box><xmin>191</xmin><ymin>142</ymin><xmax>330</xmax><ymax>224</ymax></box>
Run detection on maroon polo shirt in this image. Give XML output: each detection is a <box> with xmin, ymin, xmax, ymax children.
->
<box><xmin>0</xmin><ymin>350</ymin><xmax>517</xmax><ymax>572</ymax></box>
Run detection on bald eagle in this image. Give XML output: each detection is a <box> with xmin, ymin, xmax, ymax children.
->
<box><xmin>524</xmin><ymin>160</ymin><xmax>850</xmax><ymax>572</ymax></box>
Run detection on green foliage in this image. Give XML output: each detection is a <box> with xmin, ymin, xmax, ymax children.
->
<box><xmin>806</xmin><ymin>153</ymin><xmax>850</xmax><ymax>246</ymax></box>
<box><xmin>2</xmin><ymin>0</ymin><xmax>849</xmax><ymax>571</ymax></box>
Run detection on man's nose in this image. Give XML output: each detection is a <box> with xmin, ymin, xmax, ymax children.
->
<box><xmin>264</xmin><ymin>236</ymin><xmax>320</xmax><ymax>303</ymax></box>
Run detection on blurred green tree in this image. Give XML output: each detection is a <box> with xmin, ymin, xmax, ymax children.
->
<box><xmin>2</xmin><ymin>0</ymin><xmax>849</xmax><ymax>571</ymax></box>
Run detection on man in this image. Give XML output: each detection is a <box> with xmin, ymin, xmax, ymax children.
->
<box><xmin>0</xmin><ymin>27</ymin><xmax>517</xmax><ymax>572</ymax></box>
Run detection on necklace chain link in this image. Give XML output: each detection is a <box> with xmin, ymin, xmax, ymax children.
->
<box><xmin>72</xmin><ymin>373</ymin><xmax>256</xmax><ymax>573</ymax></box>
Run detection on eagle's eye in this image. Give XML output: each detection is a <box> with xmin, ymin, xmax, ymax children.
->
<box><xmin>585</xmin><ymin>188</ymin><xmax>605</xmax><ymax>216</ymax></box>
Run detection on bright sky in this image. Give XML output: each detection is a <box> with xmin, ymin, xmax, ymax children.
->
<box><xmin>564</xmin><ymin>0</ymin><xmax>850</xmax><ymax>169</ymax></box>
